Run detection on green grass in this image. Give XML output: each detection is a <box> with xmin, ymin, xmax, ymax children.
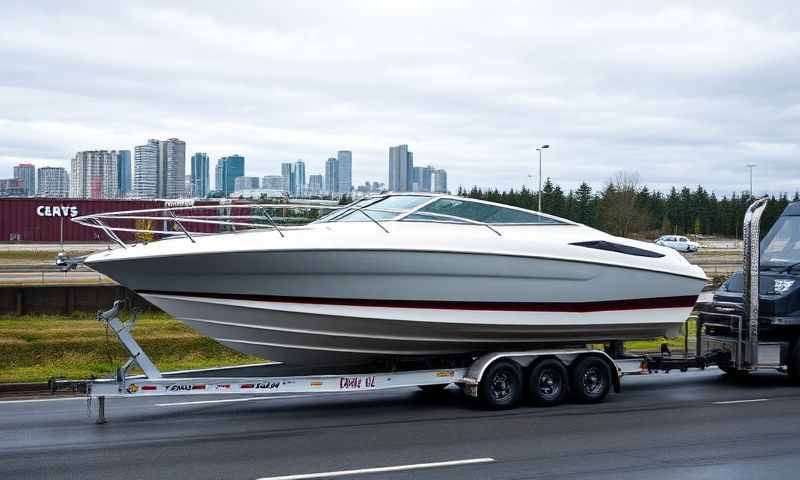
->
<box><xmin>0</xmin><ymin>313</ymin><xmax>700</xmax><ymax>383</ymax></box>
<box><xmin>0</xmin><ymin>312</ymin><xmax>259</xmax><ymax>383</ymax></box>
<box><xmin>625</xmin><ymin>318</ymin><xmax>697</xmax><ymax>352</ymax></box>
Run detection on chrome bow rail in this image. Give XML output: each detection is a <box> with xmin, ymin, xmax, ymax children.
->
<box><xmin>72</xmin><ymin>203</ymin><xmax>342</xmax><ymax>248</ymax></box>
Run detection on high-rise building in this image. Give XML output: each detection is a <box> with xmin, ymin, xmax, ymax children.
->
<box><xmin>191</xmin><ymin>152</ymin><xmax>210</xmax><ymax>198</ymax></box>
<box><xmin>412</xmin><ymin>167</ymin><xmax>422</xmax><ymax>191</ymax></box>
<box><xmin>336</xmin><ymin>151</ymin><xmax>352</xmax><ymax>194</ymax></box>
<box><xmin>116</xmin><ymin>150</ymin><xmax>131</xmax><ymax>197</ymax></box>
<box><xmin>324</xmin><ymin>157</ymin><xmax>338</xmax><ymax>194</ymax></box>
<box><xmin>215</xmin><ymin>159</ymin><xmax>224</xmax><ymax>193</ymax></box>
<box><xmin>433</xmin><ymin>169</ymin><xmax>448</xmax><ymax>193</ymax></box>
<box><xmin>217</xmin><ymin>155</ymin><xmax>245</xmax><ymax>195</ymax></box>
<box><xmin>71</xmin><ymin>150</ymin><xmax>118</xmax><ymax>199</ymax></box>
<box><xmin>281</xmin><ymin>162</ymin><xmax>294</xmax><ymax>195</ymax></box>
<box><xmin>0</xmin><ymin>178</ymin><xmax>25</xmax><ymax>197</ymax></box>
<box><xmin>388</xmin><ymin>145</ymin><xmax>413</xmax><ymax>192</ymax></box>
<box><xmin>134</xmin><ymin>140</ymin><xmax>159</xmax><ymax>198</ymax></box>
<box><xmin>13</xmin><ymin>164</ymin><xmax>36</xmax><ymax>197</ymax></box>
<box><xmin>262</xmin><ymin>175</ymin><xmax>286</xmax><ymax>192</ymax></box>
<box><xmin>308</xmin><ymin>174</ymin><xmax>324</xmax><ymax>195</ymax></box>
<box><xmin>293</xmin><ymin>160</ymin><xmax>305</xmax><ymax>196</ymax></box>
<box><xmin>234</xmin><ymin>176</ymin><xmax>259</xmax><ymax>192</ymax></box>
<box><xmin>412</xmin><ymin>165</ymin><xmax>434</xmax><ymax>192</ymax></box>
<box><xmin>158</xmin><ymin>138</ymin><xmax>186</xmax><ymax>198</ymax></box>
<box><xmin>37</xmin><ymin>167</ymin><xmax>69</xmax><ymax>197</ymax></box>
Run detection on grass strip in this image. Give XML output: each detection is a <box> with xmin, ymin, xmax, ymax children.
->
<box><xmin>0</xmin><ymin>312</ymin><xmax>259</xmax><ymax>383</ymax></box>
<box><xmin>1</xmin><ymin>313</ymin><xmax>699</xmax><ymax>384</ymax></box>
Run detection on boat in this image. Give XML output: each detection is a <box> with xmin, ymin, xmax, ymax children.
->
<box><xmin>77</xmin><ymin>193</ymin><xmax>708</xmax><ymax>366</ymax></box>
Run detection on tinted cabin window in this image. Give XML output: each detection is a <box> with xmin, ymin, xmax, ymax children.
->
<box><xmin>571</xmin><ymin>241</ymin><xmax>664</xmax><ymax>258</ymax></box>
<box><xmin>404</xmin><ymin>198</ymin><xmax>564</xmax><ymax>224</ymax></box>
<box><xmin>327</xmin><ymin>196</ymin><xmax>431</xmax><ymax>222</ymax></box>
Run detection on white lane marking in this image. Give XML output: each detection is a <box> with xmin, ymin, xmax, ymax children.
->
<box><xmin>713</xmin><ymin>398</ymin><xmax>769</xmax><ymax>405</ymax></box>
<box><xmin>0</xmin><ymin>397</ymin><xmax>85</xmax><ymax>405</ymax></box>
<box><xmin>156</xmin><ymin>394</ymin><xmax>311</xmax><ymax>407</ymax></box>
<box><xmin>256</xmin><ymin>457</ymin><xmax>496</xmax><ymax>480</ymax></box>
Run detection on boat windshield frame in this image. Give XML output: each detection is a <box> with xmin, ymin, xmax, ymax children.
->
<box><xmin>316</xmin><ymin>193</ymin><xmax>577</xmax><ymax>227</ymax></box>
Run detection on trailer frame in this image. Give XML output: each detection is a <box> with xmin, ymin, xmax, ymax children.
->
<box><xmin>53</xmin><ymin>299</ymin><xmax>635</xmax><ymax>423</ymax></box>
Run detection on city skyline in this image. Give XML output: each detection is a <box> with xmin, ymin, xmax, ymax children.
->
<box><xmin>2</xmin><ymin>4</ymin><xmax>798</xmax><ymax>196</ymax></box>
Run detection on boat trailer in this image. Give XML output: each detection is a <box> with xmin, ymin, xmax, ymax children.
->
<box><xmin>50</xmin><ymin>299</ymin><xmax>642</xmax><ymax>423</ymax></box>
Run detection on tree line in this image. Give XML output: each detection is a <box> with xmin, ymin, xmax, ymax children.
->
<box><xmin>459</xmin><ymin>173</ymin><xmax>799</xmax><ymax>239</ymax></box>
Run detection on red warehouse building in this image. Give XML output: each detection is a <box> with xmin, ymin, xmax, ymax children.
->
<box><xmin>0</xmin><ymin>198</ymin><xmax>248</xmax><ymax>242</ymax></box>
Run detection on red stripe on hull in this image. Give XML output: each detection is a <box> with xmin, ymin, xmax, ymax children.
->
<box><xmin>136</xmin><ymin>290</ymin><xmax>699</xmax><ymax>313</ymax></box>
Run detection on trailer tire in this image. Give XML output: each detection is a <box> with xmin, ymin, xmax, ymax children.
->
<box><xmin>787</xmin><ymin>341</ymin><xmax>800</xmax><ymax>384</ymax></box>
<box><xmin>527</xmin><ymin>359</ymin><xmax>568</xmax><ymax>407</ymax></box>
<box><xmin>570</xmin><ymin>356</ymin><xmax>611</xmax><ymax>404</ymax></box>
<box><xmin>478</xmin><ymin>360</ymin><xmax>523</xmax><ymax>410</ymax></box>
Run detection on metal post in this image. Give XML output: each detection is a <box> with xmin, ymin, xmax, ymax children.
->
<box><xmin>538</xmin><ymin>149</ymin><xmax>542</xmax><ymax>212</ymax></box>
<box><xmin>535</xmin><ymin>145</ymin><xmax>549</xmax><ymax>212</ymax></box>
<box><xmin>684</xmin><ymin>317</ymin><xmax>689</xmax><ymax>362</ymax></box>
<box><xmin>746</xmin><ymin>164</ymin><xmax>757</xmax><ymax>200</ymax></box>
<box><xmin>96</xmin><ymin>396</ymin><xmax>106</xmax><ymax>425</ymax></box>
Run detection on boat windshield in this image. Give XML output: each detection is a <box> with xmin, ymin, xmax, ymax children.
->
<box><xmin>402</xmin><ymin>198</ymin><xmax>565</xmax><ymax>225</ymax></box>
<box><xmin>762</xmin><ymin>215</ymin><xmax>800</xmax><ymax>267</ymax></box>
<box><xmin>320</xmin><ymin>195</ymin><xmax>432</xmax><ymax>222</ymax></box>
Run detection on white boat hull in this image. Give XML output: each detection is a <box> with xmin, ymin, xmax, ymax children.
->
<box><xmin>86</xmin><ymin>224</ymin><xmax>707</xmax><ymax>367</ymax></box>
<box><xmin>142</xmin><ymin>291</ymin><xmax>693</xmax><ymax>365</ymax></box>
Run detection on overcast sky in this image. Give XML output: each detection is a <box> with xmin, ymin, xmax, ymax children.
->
<box><xmin>1</xmin><ymin>1</ymin><xmax>799</xmax><ymax>196</ymax></box>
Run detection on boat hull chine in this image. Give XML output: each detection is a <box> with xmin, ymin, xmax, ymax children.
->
<box><xmin>142</xmin><ymin>292</ymin><xmax>693</xmax><ymax>366</ymax></box>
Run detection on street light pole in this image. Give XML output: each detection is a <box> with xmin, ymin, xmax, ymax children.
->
<box><xmin>536</xmin><ymin>144</ymin><xmax>549</xmax><ymax>212</ymax></box>
<box><xmin>746</xmin><ymin>164</ymin><xmax>757</xmax><ymax>200</ymax></box>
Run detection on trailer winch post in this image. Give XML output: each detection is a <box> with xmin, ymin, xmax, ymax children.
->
<box><xmin>93</xmin><ymin>300</ymin><xmax>164</xmax><ymax>424</ymax></box>
<box><xmin>98</xmin><ymin>300</ymin><xmax>162</xmax><ymax>380</ymax></box>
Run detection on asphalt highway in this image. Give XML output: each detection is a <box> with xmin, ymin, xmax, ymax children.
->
<box><xmin>1</xmin><ymin>369</ymin><xmax>799</xmax><ymax>480</ymax></box>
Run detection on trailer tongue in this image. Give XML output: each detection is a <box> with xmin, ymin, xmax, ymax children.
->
<box><xmin>51</xmin><ymin>197</ymin><xmax>800</xmax><ymax>423</ymax></box>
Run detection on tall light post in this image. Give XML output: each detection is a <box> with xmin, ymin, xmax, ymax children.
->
<box><xmin>536</xmin><ymin>144</ymin><xmax>549</xmax><ymax>212</ymax></box>
<box><xmin>746</xmin><ymin>164</ymin><xmax>757</xmax><ymax>200</ymax></box>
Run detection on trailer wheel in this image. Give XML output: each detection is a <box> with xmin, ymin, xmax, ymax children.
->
<box><xmin>527</xmin><ymin>359</ymin><xmax>568</xmax><ymax>407</ymax></box>
<box><xmin>478</xmin><ymin>360</ymin><xmax>523</xmax><ymax>410</ymax></box>
<box><xmin>787</xmin><ymin>341</ymin><xmax>800</xmax><ymax>383</ymax></box>
<box><xmin>571</xmin><ymin>356</ymin><xmax>611</xmax><ymax>403</ymax></box>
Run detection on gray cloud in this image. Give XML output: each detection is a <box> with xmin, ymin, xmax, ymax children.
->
<box><xmin>1</xmin><ymin>1</ymin><xmax>799</xmax><ymax>196</ymax></box>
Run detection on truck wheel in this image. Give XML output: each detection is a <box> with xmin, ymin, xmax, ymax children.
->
<box><xmin>527</xmin><ymin>359</ymin><xmax>568</xmax><ymax>407</ymax></box>
<box><xmin>478</xmin><ymin>360</ymin><xmax>523</xmax><ymax>410</ymax></box>
<box><xmin>571</xmin><ymin>356</ymin><xmax>611</xmax><ymax>403</ymax></box>
<box><xmin>787</xmin><ymin>342</ymin><xmax>800</xmax><ymax>383</ymax></box>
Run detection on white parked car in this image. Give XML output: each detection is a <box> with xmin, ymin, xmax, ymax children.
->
<box><xmin>655</xmin><ymin>235</ymin><xmax>700</xmax><ymax>252</ymax></box>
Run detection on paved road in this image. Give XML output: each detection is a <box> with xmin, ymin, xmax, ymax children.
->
<box><xmin>0</xmin><ymin>271</ymin><xmax>111</xmax><ymax>285</ymax></box>
<box><xmin>0</xmin><ymin>243</ymin><xmax>108</xmax><ymax>252</ymax></box>
<box><xmin>1</xmin><ymin>369</ymin><xmax>799</xmax><ymax>479</ymax></box>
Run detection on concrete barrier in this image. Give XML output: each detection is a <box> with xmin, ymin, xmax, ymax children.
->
<box><xmin>0</xmin><ymin>285</ymin><xmax>158</xmax><ymax>315</ymax></box>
